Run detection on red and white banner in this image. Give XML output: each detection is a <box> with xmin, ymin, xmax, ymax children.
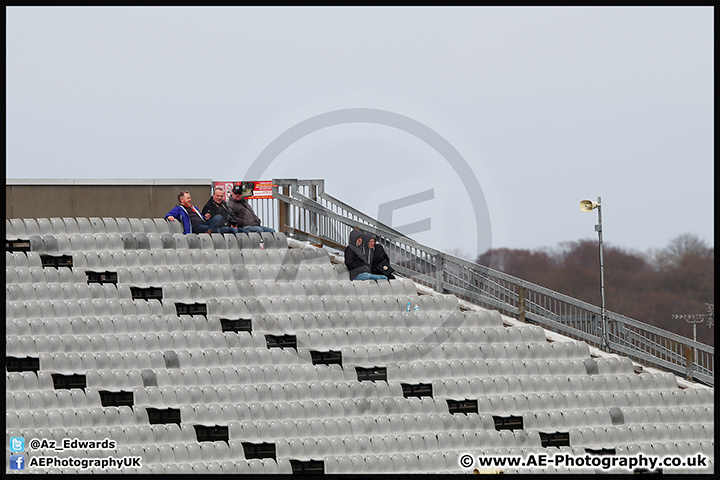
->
<box><xmin>212</xmin><ymin>180</ymin><xmax>274</xmax><ymax>201</ymax></box>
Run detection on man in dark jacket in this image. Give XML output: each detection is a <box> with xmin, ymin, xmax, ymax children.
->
<box><xmin>226</xmin><ymin>184</ymin><xmax>276</xmax><ymax>233</ymax></box>
<box><xmin>344</xmin><ymin>230</ymin><xmax>387</xmax><ymax>281</ymax></box>
<box><xmin>363</xmin><ymin>233</ymin><xmax>395</xmax><ymax>279</ymax></box>
<box><xmin>201</xmin><ymin>187</ymin><xmax>244</xmax><ymax>234</ymax></box>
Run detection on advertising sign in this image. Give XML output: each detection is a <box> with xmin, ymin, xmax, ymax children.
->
<box><xmin>212</xmin><ymin>181</ymin><xmax>274</xmax><ymax>201</ymax></box>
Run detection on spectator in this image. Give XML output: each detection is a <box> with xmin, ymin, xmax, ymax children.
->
<box><xmin>226</xmin><ymin>184</ymin><xmax>276</xmax><ymax>233</ymax></box>
<box><xmin>165</xmin><ymin>190</ymin><xmax>223</xmax><ymax>234</ymax></box>
<box><xmin>201</xmin><ymin>187</ymin><xmax>245</xmax><ymax>234</ymax></box>
<box><xmin>363</xmin><ymin>233</ymin><xmax>395</xmax><ymax>279</ymax></box>
<box><xmin>344</xmin><ymin>229</ymin><xmax>387</xmax><ymax>281</ymax></box>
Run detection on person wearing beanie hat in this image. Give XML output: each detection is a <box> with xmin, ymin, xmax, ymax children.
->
<box><xmin>226</xmin><ymin>183</ymin><xmax>276</xmax><ymax>233</ymax></box>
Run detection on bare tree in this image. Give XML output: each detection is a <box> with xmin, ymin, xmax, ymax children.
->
<box><xmin>649</xmin><ymin>233</ymin><xmax>713</xmax><ymax>271</ymax></box>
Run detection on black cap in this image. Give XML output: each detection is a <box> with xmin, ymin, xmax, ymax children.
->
<box><xmin>232</xmin><ymin>185</ymin><xmax>243</xmax><ymax>195</ymax></box>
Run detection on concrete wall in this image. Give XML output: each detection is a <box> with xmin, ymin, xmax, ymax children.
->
<box><xmin>6</xmin><ymin>179</ymin><xmax>215</xmax><ymax>220</ymax></box>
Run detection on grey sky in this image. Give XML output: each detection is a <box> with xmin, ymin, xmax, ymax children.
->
<box><xmin>6</xmin><ymin>7</ymin><xmax>713</xmax><ymax>258</ymax></box>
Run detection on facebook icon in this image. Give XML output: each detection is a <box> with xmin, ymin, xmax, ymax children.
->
<box><xmin>10</xmin><ymin>455</ymin><xmax>25</xmax><ymax>470</ymax></box>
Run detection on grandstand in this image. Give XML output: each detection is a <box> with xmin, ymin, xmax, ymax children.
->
<box><xmin>5</xmin><ymin>179</ymin><xmax>714</xmax><ymax>474</ymax></box>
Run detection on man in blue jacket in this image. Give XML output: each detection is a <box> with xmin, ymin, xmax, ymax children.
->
<box><xmin>165</xmin><ymin>190</ymin><xmax>223</xmax><ymax>234</ymax></box>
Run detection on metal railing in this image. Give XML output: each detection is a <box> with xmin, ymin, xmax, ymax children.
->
<box><xmin>268</xmin><ymin>179</ymin><xmax>714</xmax><ymax>386</ymax></box>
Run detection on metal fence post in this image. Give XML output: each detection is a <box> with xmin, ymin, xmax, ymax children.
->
<box><xmin>435</xmin><ymin>253</ymin><xmax>444</xmax><ymax>293</ymax></box>
<box><xmin>518</xmin><ymin>286</ymin><xmax>526</xmax><ymax>323</ymax></box>
<box><xmin>277</xmin><ymin>184</ymin><xmax>289</xmax><ymax>234</ymax></box>
<box><xmin>685</xmin><ymin>342</ymin><xmax>694</xmax><ymax>381</ymax></box>
<box><xmin>310</xmin><ymin>181</ymin><xmax>319</xmax><ymax>241</ymax></box>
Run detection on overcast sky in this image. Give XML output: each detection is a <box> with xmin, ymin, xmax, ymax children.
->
<box><xmin>6</xmin><ymin>7</ymin><xmax>713</xmax><ymax>258</ymax></box>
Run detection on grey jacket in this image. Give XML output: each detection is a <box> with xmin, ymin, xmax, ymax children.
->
<box><xmin>226</xmin><ymin>196</ymin><xmax>261</xmax><ymax>228</ymax></box>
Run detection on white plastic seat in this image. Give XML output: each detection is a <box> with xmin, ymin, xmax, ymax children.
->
<box><xmin>36</xmin><ymin>218</ymin><xmax>53</xmax><ymax>235</ymax></box>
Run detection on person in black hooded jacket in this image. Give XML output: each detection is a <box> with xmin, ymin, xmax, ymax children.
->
<box><xmin>363</xmin><ymin>233</ymin><xmax>395</xmax><ymax>279</ymax></box>
<box><xmin>344</xmin><ymin>230</ymin><xmax>387</xmax><ymax>281</ymax></box>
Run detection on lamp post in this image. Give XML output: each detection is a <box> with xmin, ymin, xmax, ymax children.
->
<box><xmin>580</xmin><ymin>196</ymin><xmax>609</xmax><ymax>352</ymax></box>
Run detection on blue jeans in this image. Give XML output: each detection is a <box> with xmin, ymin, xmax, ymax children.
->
<box><xmin>353</xmin><ymin>272</ymin><xmax>388</xmax><ymax>281</ymax></box>
<box><xmin>243</xmin><ymin>226</ymin><xmax>276</xmax><ymax>233</ymax></box>
<box><xmin>192</xmin><ymin>214</ymin><xmax>224</xmax><ymax>234</ymax></box>
<box><xmin>219</xmin><ymin>226</ymin><xmax>239</xmax><ymax>234</ymax></box>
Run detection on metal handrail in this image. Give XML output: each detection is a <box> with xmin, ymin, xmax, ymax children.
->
<box><xmin>269</xmin><ymin>179</ymin><xmax>713</xmax><ymax>386</ymax></box>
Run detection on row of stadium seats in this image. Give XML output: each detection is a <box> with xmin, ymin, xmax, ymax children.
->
<box><xmin>9</xmin><ymin>217</ymin><xmax>283</xmax><ymax>240</ymax></box>
<box><xmin>8</xmin><ymin>266</ymin><xmax>414</xmax><ymax>295</ymax></box>
<box><xmin>11</xmin><ymin>309</ymin><xmax>497</xmax><ymax>336</ymax></box>
<box><xmin>7</xmin><ymin>217</ymin><xmax>182</xmax><ymax>236</ymax></box>
<box><xmin>63</xmin><ymin>248</ymin><xmax>324</xmax><ymax>269</ymax></box>
<box><xmin>9</xmin><ymin>274</ymin><xmax>426</xmax><ymax>302</ymax></box>
<box><xmin>114</xmin><ymin>264</ymin><xmax>347</xmax><ymax>284</ymax></box>
<box><xmin>7</xmin><ymin>294</ymin><xmax>459</xmax><ymax>321</ymax></box>
<box><xmin>23</xmin><ymin>231</ymin><xmax>291</xmax><ymax>254</ymax></box>
<box><xmin>14</xmin><ymin>325</ymin><xmax>547</xmax><ymax>353</ymax></box>
<box><xmin>10</xmin><ymin>276</ymin><xmax>421</xmax><ymax>302</ymax></box>
<box><xmin>8</xmin><ymin>401</ymin><xmax>713</xmax><ymax>445</ymax></box>
<box><xmin>10</xmin><ymin>384</ymin><xmax>711</xmax><ymax>426</ymax></box>
<box><xmin>7</xmin><ymin>263</ymin><xmax>348</xmax><ymax>285</ymax></box>
<box><xmin>6</xmin><ymin>366</ymin><xmax>678</xmax><ymax>399</ymax></box>
<box><xmin>7</xmin><ymin>330</ymin><xmax>586</xmax><ymax>361</ymax></box>
<box><xmin>7</xmin><ymin>388</ymin><xmax>455</xmax><ymax>415</ymax></box>
<box><xmin>8</xmin><ymin>218</ymin><xmax>289</xmax><ymax>245</ymax></box>
<box><xmin>19</xmin><ymin>366</ymin><xmax>663</xmax><ymax>404</ymax></box>
<box><xmin>29</xmin><ymin>349</ymin><xmax>599</xmax><ymax>380</ymax></box>
<box><xmin>16</xmin><ymin>383</ymin><xmax>707</xmax><ymax>419</ymax></box>
<box><xmin>7</xmin><ymin>312</ymin><xmax>504</xmax><ymax>339</ymax></box>
<box><xmin>6</xmin><ymin>307</ymin><xmax>502</xmax><ymax>335</ymax></box>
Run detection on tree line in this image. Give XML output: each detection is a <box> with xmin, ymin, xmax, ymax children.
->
<box><xmin>474</xmin><ymin>233</ymin><xmax>714</xmax><ymax>346</ymax></box>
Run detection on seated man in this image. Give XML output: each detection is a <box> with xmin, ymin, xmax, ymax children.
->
<box><xmin>344</xmin><ymin>229</ymin><xmax>387</xmax><ymax>281</ymax></box>
<box><xmin>165</xmin><ymin>190</ymin><xmax>223</xmax><ymax>234</ymax></box>
<box><xmin>201</xmin><ymin>187</ymin><xmax>245</xmax><ymax>234</ymax></box>
<box><xmin>226</xmin><ymin>184</ymin><xmax>276</xmax><ymax>233</ymax></box>
<box><xmin>363</xmin><ymin>233</ymin><xmax>395</xmax><ymax>279</ymax></box>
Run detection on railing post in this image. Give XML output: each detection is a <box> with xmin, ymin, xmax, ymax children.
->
<box><xmin>277</xmin><ymin>184</ymin><xmax>289</xmax><ymax>234</ymax></box>
<box><xmin>685</xmin><ymin>342</ymin><xmax>694</xmax><ymax>381</ymax></box>
<box><xmin>310</xmin><ymin>181</ymin><xmax>319</xmax><ymax>241</ymax></box>
<box><xmin>518</xmin><ymin>286</ymin><xmax>526</xmax><ymax>323</ymax></box>
<box><xmin>435</xmin><ymin>253</ymin><xmax>444</xmax><ymax>293</ymax></box>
